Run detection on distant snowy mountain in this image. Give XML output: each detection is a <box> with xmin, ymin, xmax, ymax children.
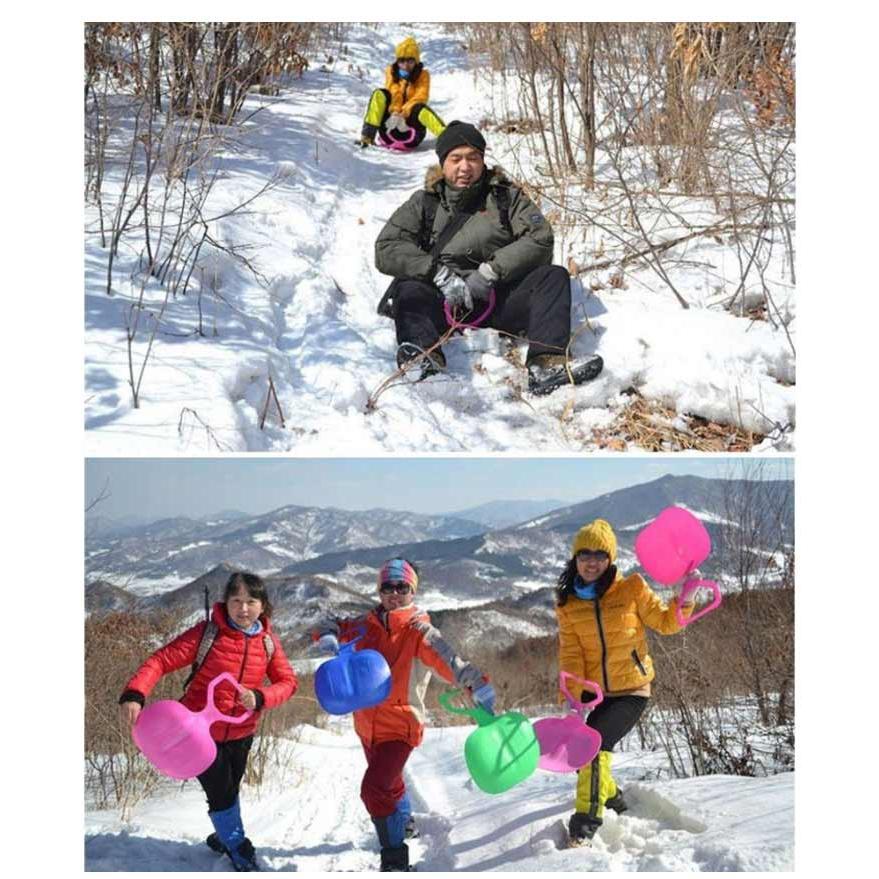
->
<box><xmin>86</xmin><ymin>505</ymin><xmax>485</xmax><ymax>594</ymax></box>
<box><xmin>449</xmin><ymin>498</ymin><xmax>567</xmax><ymax>529</ymax></box>
<box><xmin>86</xmin><ymin>475</ymin><xmax>793</xmax><ymax>649</ymax></box>
<box><xmin>279</xmin><ymin>475</ymin><xmax>794</xmax><ymax>606</ymax></box>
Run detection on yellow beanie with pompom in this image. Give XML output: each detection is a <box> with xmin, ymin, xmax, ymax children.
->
<box><xmin>571</xmin><ymin>519</ymin><xmax>617</xmax><ymax>562</ymax></box>
<box><xmin>395</xmin><ymin>36</ymin><xmax>421</xmax><ymax>63</ymax></box>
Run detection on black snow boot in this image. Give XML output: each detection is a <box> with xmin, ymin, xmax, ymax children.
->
<box><xmin>527</xmin><ymin>353</ymin><xmax>603</xmax><ymax>396</ymax></box>
<box><xmin>359</xmin><ymin>123</ymin><xmax>378</xmax><ymax>148</ymax></box>
<box><xmin>605</xmin><ymin>788</ymin><xmax>628</xmax><ymax>814</ymax></box>
<box><xmin>396</xmin><ymin>342</ymin><xmax>446</xmax><ymax>381</ymax></box>
<box><xmin>380</xmin><ymin>843</ymin><xmax>411</xmax><ymax>872</ymax></box>
<box><xmin>206</xmin><ymin>833</ymin><xmax>258</xmax><ymax>862</ymax></box>
<box><xmin>568</xmin><ymin>811</ymin><xmax>602</xmax><ymax>847</ymax></box>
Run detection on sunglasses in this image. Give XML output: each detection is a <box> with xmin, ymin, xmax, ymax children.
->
<box><xmin>379</xmin><ymin>581</ymin><xmax>413</xmax><ymax>595</ymax></box>
<box><xmin>576</xmin><ymin>549</ymin><xmax>609</xmax><ymax>562</ymax></box>
<box><xmin>397</xmin><ymin>57</ymin><xmax>417</xmax><ymax>64</ymax></box>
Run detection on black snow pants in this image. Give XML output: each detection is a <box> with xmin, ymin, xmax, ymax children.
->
<box><xmin>392</xmin><ymin>264</ymin><xmax>572</xmax><ymax>365</ymax></box>
<box><xmin>582</xmin><ymin>694</ymin><xmax>649</xmax><ymax>751</ymax></box>
<box><xmin>197</xmin><ymin>736</ymin><xmax>254</xmax><ymax>812</ymax></box>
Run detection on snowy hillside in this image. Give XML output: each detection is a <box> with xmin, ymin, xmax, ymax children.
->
<box><xmin>84</xmin><ymin>723</ymin><xmax>793</xmax><ymax>871</ymax></box>
<box><xmin>84</xmin><ymin>23</ymin><xmax>795</xmax><ymax>454</ymax></box>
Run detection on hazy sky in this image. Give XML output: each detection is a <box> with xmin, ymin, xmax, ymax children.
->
<box><xmin>85</xmin><ymin>457</ymin><xmax>793</xmax><ymax>521</ymax></box>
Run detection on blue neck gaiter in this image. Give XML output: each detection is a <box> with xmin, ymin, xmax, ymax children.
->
<box><xmin>573</xmin><ymin>575</ymin><xmax>598</xmax><ymax>600</ymax></box>
<box><xmin>226</xmin><ymin>614</ymin><xmax>263</xmax><ymax>636</ymax></box>
<box><xmin>399</xmin><ymin>68</ymin><xmax>410</xmax><ymax>79</ymax></box>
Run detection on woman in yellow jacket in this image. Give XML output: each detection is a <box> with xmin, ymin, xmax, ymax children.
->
<box><xmin>555</xmin><ymin>519</ymin><xmax>694</xmax><ymax>846</ymax></box>
<box><xmin>359</xmin><ymin>36</ymin><xmax>446</xmax><ymax>149</ymax></box>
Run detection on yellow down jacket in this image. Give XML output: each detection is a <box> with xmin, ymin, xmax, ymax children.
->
<box><xmin>556</xmin><ymin>570</ymin><xmax>689</xmax><ymax>697</ymax></box>
<box><xmin>383</xmin><ymin>64</ymin><xmax>431</xmax><ymax>118</ymax></box>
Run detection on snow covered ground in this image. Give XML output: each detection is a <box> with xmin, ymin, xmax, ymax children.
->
<box><xmin>85</xmin><ymin>722</ymin><xmax>793</xmax><ymax>872</ymax></box>
<box><xmin>84</xmin><ymin>23</ymin><xmax>795</xmax><ymax>454</ymax></box>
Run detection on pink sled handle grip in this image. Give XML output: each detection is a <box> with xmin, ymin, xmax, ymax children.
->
<box><xmin>444</xmin><ymin>288</ymin><xmax>496</xmax><ymax>330</ymax></box>
<box><xmin>676</xmin><ymin>578</ymin><xmax>722</xmax><ymax>627</ymax></box>
<box><xmin>559</xmin><ymin>670</ymin><xmax>604</xmax><ymax>714</ymax></box>
<box><xmin>201</xmin><ymin>672</ymin><xmax>254</xmax><ymax>726</ymax></box>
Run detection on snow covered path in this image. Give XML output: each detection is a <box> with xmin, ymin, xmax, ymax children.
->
<box><xmin>84</xmin><ymin>23</ymin><xmax>795</xmax><ymax>453</ymax></box>
<box><xmin>85</xmin><ymin>723</ymin><xmax>794</xmax><ymax>872</ymax></box>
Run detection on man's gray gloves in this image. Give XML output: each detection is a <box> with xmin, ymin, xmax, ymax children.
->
<box><xmin>434</xmin><ymin>262</ymin><xmax>497</xmax><ymax>312</ymax></box>
<box><xmin>433</xmin><ymin>264</ymin><xmax>470</xmax><ymax>310</ymax></box>
<box><xmin>464</xmin><ymin>262</ymin><xmax>497</xmax><ymax>304</ymax></box>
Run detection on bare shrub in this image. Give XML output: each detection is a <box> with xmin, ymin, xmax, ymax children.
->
<box><xmin>85</xmin><ymin>613</ymin><xmax>310</xmax><ymax>815</ymax></box>
<box><xmin>85</xmin><ymin>610</ymin><xmax>184</xmax><ymax>816</ymax></box>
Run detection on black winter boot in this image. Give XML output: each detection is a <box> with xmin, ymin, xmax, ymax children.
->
<box><xmin>527</xmin><ymin>353</ymin><xmax>604</xmax><ymax>396</ymax></box>
<box><xmin>605</xmin><ymin>788</ymin><xmax>628</xmax><ymax>814</ymax></box>
<box><xmin>359</xmin><ymin>123</ymin><xmax>377</xmax><ymax>148</ymax></box>
<box><xmin>568</xmin><ymin>811</ymin><xmax>602</xmax><ymax>847</ymax></box>
<box><xmin>380</xmin><ymin>844</ymin><xmax>410</xmax><ymax>872</ymax></box>
<box><xmin>396</xmin><ymin>342</ymin><xmax>446</xmax><ymax>380</ymax></box>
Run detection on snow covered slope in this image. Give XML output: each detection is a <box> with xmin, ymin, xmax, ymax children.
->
<box><xmin>84</xmin><ymin>23</ymin><xmax>795</xmax><ymax>453</ymax></box>
<box><xmin>84</xmin><ymin>724</ymin><xmax>793</xmax><ymax>871</ymax></box>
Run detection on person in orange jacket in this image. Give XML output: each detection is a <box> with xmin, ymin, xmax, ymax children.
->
<box><xmin>359</xmin><ymin>36</ymin><xmax>446</xmax><ymax>149</ymax></box>
<box><xmin>313</xmin><ymin>557</ymin><xmax>494</xmax><ymax>872</ymax></box>
<box><xmin>119</xmin><ymin>572</ymin><xmax>298</xmax><ymax>871</ymax></box>
<box><xmin>555</xmin><ymin>519</ymin><xmax>695</xmax><ymax>847</ymax></box>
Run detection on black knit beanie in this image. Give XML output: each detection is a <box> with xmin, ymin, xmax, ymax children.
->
<box><xmin>436</xmin><ymin>121</ymin><xmax>487</xmax><ymax>164</ymax></box>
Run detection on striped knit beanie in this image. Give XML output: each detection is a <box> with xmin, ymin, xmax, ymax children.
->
<box><xmin>377</xmin><ymin>558</ymin><xmax>419</xmax><ymax>592</ymax></box>
<box><xmin>571</xmin><ymin>519</ymin><xmax>617</xmax><ymax>562</ymax></box>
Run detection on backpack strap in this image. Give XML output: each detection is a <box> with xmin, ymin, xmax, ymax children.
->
<box><xmin>420</xmin><ymin>184</ymin><xmax>513</xmax><ymax>253</ymax></box>
<box><xmin>419</xmin><ymin>191</ymin><xmax>440</xmax><ymax>252</ymax></box>
<box><xmin>263</xmin><ymin>632</ymin><xmax>275</xmax><ymax>663</ymax></box>
<box><xmin>182</xmin><ymin>620</ymin><xmax>218</xmax><ymax>692</ymax></box>
<box><xmin>181</xmin><ymin>622</ymin><xmax>275</xmax><ymax>693</ymax></box>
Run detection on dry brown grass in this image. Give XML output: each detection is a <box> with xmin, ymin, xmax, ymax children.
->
<box><xmin>591</xmin><ymin>391</ymin><xmax>763</xmax><ymax>451</ymax></box>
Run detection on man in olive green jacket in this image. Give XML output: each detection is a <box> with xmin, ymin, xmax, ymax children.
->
<box><xmin>374</xmin><ymin>121</ymin><xmax>603</xmax><ymax>395</ymax></box>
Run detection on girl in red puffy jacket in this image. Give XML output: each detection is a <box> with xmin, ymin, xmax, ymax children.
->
<box><xmin>119</xmin><ymin>572</ymin><xmax>297</xmax><ymax>872</ymax></box>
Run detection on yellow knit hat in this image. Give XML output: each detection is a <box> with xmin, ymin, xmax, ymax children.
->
<box><xmin>571</xmin><ymin>519</ymin><xmax>617</xmax><ymax>562</ymax></box>
<box><xmin>395</xmin><ymin>36</ymin><xmax>421</xmax><ymax>63</ymax></box>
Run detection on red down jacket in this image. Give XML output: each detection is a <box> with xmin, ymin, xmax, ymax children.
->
<box><xmin>123</xmin><ymin>602</ymin><xmax>297</xmax><ymax>742</ymax></box>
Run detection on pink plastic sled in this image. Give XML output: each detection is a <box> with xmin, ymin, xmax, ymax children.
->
<box><xmin>133</xmin><ymin>672</ymin><xmax>252</xmax><ymax>779</ymax></box>
<box><xmin>533</xmin><ymin>672</ymin><xmax>603</xmax><ymax>773</ymax></box>
<box><xmin>377</xmin><ymin>127</ymin><xmax>418</xmax><ymax>152</ymax></box>
<box><xmin>634</xmin><ymin>506</ymin><xmax>723</xmax><ymax>627</ymax></box>
<box><xmin>443</xmin><ymin>288</ymin><xmax>497</xmax><ymax>330</ymax></box>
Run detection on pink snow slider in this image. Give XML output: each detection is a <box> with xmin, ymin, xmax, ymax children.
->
<box><xmin>533</xmin><ymin>671</ymin><xmax>603</xmax><ymax>773</ymax></box>
<box><xmin>634</xmin><ymin>506</ymin><xmax>723</xmax><ymax>627</ymax></box>
<box><xmin>377</xmin><ymin>127</ymin><xmax>418</xmax><ymax>152</ymax></box>
<box><xmin>133</xmin><ymin>672</ymin><xmax>252</xmax><ymax>779</ymax></box>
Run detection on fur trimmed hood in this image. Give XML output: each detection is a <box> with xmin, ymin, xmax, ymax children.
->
<box><xmin>423</xmin><ymin>164</ymin><xmax>512</xmax><ymax>191</ymax></box>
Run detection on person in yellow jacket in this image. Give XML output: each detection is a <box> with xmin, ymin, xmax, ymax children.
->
<box><xmin>555</xmin><ymin>518</ymin><xmax>695</xmax><ymax>847</ymax></box>
<box><xmin>359</xmin><ymin>36</ymin><xmax>446</xmax><ymax>149</ymax></box>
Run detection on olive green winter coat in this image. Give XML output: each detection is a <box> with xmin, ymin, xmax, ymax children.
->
<box><xmin>374</xmin><ymin>165</ymin><xmax>554</xmax><ymax>284</ymax></box>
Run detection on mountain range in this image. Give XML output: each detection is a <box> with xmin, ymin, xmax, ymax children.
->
<box><xmin>86</xmin><ymin>475</ymin><xmax>794</xmax><ymax>651</ymax></box>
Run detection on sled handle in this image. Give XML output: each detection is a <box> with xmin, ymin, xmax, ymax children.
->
<box><xmin>676</xmin><ymin>578</ymin><xmax>723</xmax><ymax>627</ymax></box>
<box><xmin>201</xmin><ymin>672</ymin><xmax>253</xmax><ymax>726</ymax></box>
<box><xmin>559</xmin><ymin>671</ymin><xmax>604</xmax><ymax>714</ymax></box>
<box><xmin>438</xmin><ymin>687</ymin><xmax>494</xmax><ymax>726</ymax></box>
<box><xmin>339</xmin><ymin>624</ymin><xmax>367</xmax><ymax>652</ymax></box>
<box><xmin>379</xmin><ymin>127</ymin><xmax>418</xmax><ymax>150</ymax></box>
<box><xmin>444</xmin><ymin>288</ymin><xmax>496</xmax><ymax>330</ymax></box>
